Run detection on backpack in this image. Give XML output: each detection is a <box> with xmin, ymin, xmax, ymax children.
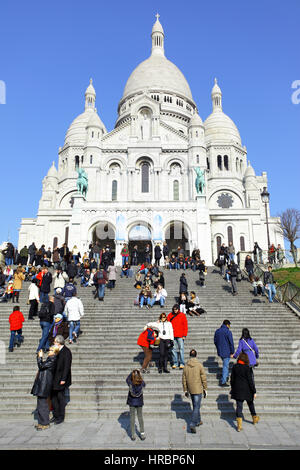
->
<box><xmin>38</xmin><ymin>303</ymin><xmax>49</xmax><ymax>319</ymax></box>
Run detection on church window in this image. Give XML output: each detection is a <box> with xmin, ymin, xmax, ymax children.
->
<box><xmin>207</xmin><ymin>157</ymin><xmax>210</xmax><ymax>171</ymax></box>
<box><xmin>65</xmin><ymin>227</ymin><xmax>69</xmax><ymax>245</ymax></box>
<box><xmin>227</xmin><ymin>226</ymin><xmax>233</xmax><ymax>245</ymax></box>
<box><xmin>81</xmin><ymin>156</ymin><xmax>84</xmax><ymax>164</ymax></box>
<box><xmin>224</xmin><ymin>155</ymin><xmax>229</xmax><ymax>170</ymax></box>
<box><xmin>53</xmin><ymin>237</ymin><xmax>58</xmax><ymax>250</ymax></box>
<box><xmin>92</xmin><ymin>131</ymin><xmax>94</xmax><ymax>138</ymax></box>
<box><xmin>141</xmin><ymin>162</ymin><xmax>150</xmax><ymax>193</ymax></box>
<box><xmin>217</xmin><ymin>155</ymin><xmax>222</xmax><ymax>170</ymax></box>
<box><xmin>216</xmin><ymin>236</ymin><xmax>222</xmax><ymax>255</ymax></box>
<box><xmin>217</xmin><ymin>193</ymin><xmax>234</xmax><ymax>209</ymax></box>
<box><xmin>75</xmin><ymin>156</ymin><xmax>79</xmax><ymax>169</ymax></box>
<box><xmin>90</xmin><ymin>155</ymin><xmax>93</xmax><ymax>164</ymax></box>
<box><xmin>240</xmin><ymin>236</ymin><xmax>245</xmax><ymax>251</ymax></box>
<box><xmin>240</xmin><ymin>159</ymin><xmax>243</xmax><ymax>173</ymax></box>
<box><xmin>236</xmin><ymin>158</ymin><xmax>239</xmax><ymax>172</ymax></box>
<box><xmin>173</xmin><ymin>180</ymin><xmax>179</xmax><ymax>201</ymax></box>
<box><xmin>196</xmin><ymin>131</ymin><xmax>198</xmax><ymax>137</ymax></box>
<box><xmin>196</xmin><ymin>155</ymin><xmax>199</xmax><ymax>164</ymax></box>
<box><xmin>112</xmin><ymin>180</ymin><xmax>118</xmax><ymax>201</ymax></box>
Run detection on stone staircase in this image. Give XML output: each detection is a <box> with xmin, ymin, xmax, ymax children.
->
<box><xmin>0</xmin><ymin>266</ymin><xmax>300</xmax><ymax>421</ymax></box>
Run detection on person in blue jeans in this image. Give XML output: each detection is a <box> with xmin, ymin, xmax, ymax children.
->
<box><xmin>182</xmin><ymin>349</ymin><xmax>207</xmax><ymax>433</ymax></box>
<box><xmin>214</xmin><ymin>320</ymin><xmax>235</xmax><ymax>387</ymax></box>
<box><xmin>263</xmin><ymin>266</ymin><xmax>277</xmax><ymax>303</ymax></box>
<box><xmin>36</xmin><ymin>298</ymin><xmax>55</xmax><ymax>352</ymax></box>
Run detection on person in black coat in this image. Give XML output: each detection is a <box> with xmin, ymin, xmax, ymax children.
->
<box><xmin>126</xmin><ymin>370</ymin><xmax>146</xmax><ymax>441</ymax></box>
<box><xmin>51</xmin><ymin>335</ymin><xmax>72</xmax><ymax>424</ymax></box>
<box><xmin>179</xmin><ymin>273</ymin><xmax>188</xmax><ymax>296</ymax></box>
<box><xmin>154</xmin><ymin>244</ymin><xmax>162</xmax><ymax>266</ymax></box>
<box><xmin>67</xmin><ymin>261</ymin><xmax>78</xmax><ymax>279</ymax></box>
<box><xmin>31</xmin><ymin>346</ymin><xmax>59</xmax><ymax>429</ymax></box>
<box><xmin>40</xmin><ymin>268</ymin><xmax>52</xmax><ymax>303</ymax></box>
<box><xmin>230</xmin><ymin>352</ymin><xmax>259</xmax><ymax>431</ymax></box>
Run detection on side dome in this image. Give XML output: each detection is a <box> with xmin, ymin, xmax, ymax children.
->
<box><xmin>64</xmin><ymin>79</ymin><xmax>106</xmax><ymax>146</ymax></box>
<box><xmin>204</xmin><ymin>78</ymin><xmax>241</xmax><ymax>145</ymax></box>
<box><xmin>204</xmin><ymin>111</ymin><xmax>241</xmax><ymax>145</ymax></box>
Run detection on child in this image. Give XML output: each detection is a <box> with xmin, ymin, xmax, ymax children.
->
<box><xmin>5</xmin><ymin>280</ymin><xmax>14</xmax><ymax>302</ymax></box>
<box><xmin>9</xmin><ymin>306</ymin><xmax>25</xmax><ymax>352</ymax></box>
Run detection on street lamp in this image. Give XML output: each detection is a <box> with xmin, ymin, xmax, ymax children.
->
<box><xmin>261</xmin><ymin>186</ymin><xmax>270</xmax><ymax>248</ymax></box>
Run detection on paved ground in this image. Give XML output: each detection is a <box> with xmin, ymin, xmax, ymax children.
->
<box><xmin>1</xmin><ymin>416</ymin><xmax>300</xmax><ymax>450</ymax></box>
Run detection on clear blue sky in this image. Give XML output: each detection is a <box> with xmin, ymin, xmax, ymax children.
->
<box><xmin>0</xmin><ymin>0</ymin><xmax>299</xmax><ymax>247</ymax></box>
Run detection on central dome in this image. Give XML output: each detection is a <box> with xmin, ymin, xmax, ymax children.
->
<box><xmin>123</xmin><ymin>54</ymin><xmax>193</xmax><ymax>101</ymax></box>
<box><xmin>122</xmin><ymin>15</ymin><xmax>193</xmax><ymax>102</ymax></box>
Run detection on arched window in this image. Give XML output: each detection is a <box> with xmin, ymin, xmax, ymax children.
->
<box><xmin>240</xmin><ymin>236</ymin><xmax>245</xmax><ymax>251</ymax></box>
<box><xmin>216</xmin><ymin>236</ymin><xmax>222</xmax><ymax>255</ymax></box>
<box><xmin>217</xmin><ymin>155</ymin><xmax>222</xmax><ymax>170</ymax></box>
<box><xmin>65</xmin><ymin>227</ymin><xmax>69</xmax><ymax>245</ymax></box>
<box><xmin>53</xmin><ymin>237</ymin><xmax>58</xmax><ymax>250</ymax></box>
<box><xmin>196</xmin><ymin>155</ymin><xmax>199</xmax><ymax>164</ymax></box>
<box><xmin>75</xmin><ymin>156</ymin><xmax>79</xmax><ymax>169</ymax></box>
<box><xmin>224</xmin><ymin>155</ymin><xmax>229</xmax><ymax>171</ymax></box>
<box><xmin>90</xmin><ymin>155</ymin><xmax>93</xmax><ymax>164</ymax></box>
<box><xmin>112</xmin><ymin>180</ymin><xmax>118</xmax><ymax>201</ymax></box>
<box><xmin>236</xmin><ymin>158</ymin><xmax>239</xmax><ymax>172</ymax></box>
<box><xmin>207</xmin><ymin>157</ymin><xmax>210</xmax><ymax>171</ymax></box>
<box><xmin>141</xmin><ymin>163</ymin><xmax>150</xmax><ymax>193</ymax></box>
<box><xmin>81</xmin><ymin>155</ymin><xmax>84</xmax><ymax>164</ymax></box>
<box><xmin>173</xmin><ymin>180</ymin><xmax>179</xmax><ymax>201</ymax></box>
<box><xmin>227</xmin><ymin>226</ymin><xmax>233</xmax><ymax>245</ymax></box>
<box><xmin>240</xmin><ymin>159</ymin><xmax>243</xmax><ymax>173</ymax></box>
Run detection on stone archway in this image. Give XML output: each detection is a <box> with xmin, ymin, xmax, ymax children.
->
<box><xmin>164</xmin><ymin>220</ymin><xmax>190</xmax><ymax>257</ymax></box>
<box><xmin>128</xmin><ymin>222</ymin><xmax>153</xmax><ymax>264</ymax></box>
<box><xmin>91</xmin><ymin>221</ymin><xmax>116</xmax><ymax>260</ymax></box>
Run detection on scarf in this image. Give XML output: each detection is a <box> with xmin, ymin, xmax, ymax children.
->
<box><xmin>53</xmin><ymin>319</ymin><xmax>63</xmax><ymax>337</ymax></box>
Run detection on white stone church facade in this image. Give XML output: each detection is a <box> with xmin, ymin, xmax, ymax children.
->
<box><xmin>18</xmin><ymin>15</ymin><xmax>283</xmax><ymax>265</ymax></box>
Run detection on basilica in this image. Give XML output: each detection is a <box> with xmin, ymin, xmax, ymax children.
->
<box><xmin>18</xmin><ymin>15</ymin><xmax>283</xmax><ymax>265</ymax></box>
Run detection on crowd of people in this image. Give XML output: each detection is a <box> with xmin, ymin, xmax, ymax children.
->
<box><xmin>1</xmin><ymin>238</ymin><xmax>267</xmax><ymax>437</ymax></box>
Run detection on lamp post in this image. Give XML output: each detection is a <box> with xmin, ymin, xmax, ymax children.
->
<box><xmin>261</xmin><ymin>187</ymin><xmax>270</xmax><ymax>248</ymax></box>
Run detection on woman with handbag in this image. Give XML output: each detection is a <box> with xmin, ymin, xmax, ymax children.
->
<box><xmin>230</xmin><ymin>352</ymin><xmax>259</xmax><ymax>431</ymax></box>
<box><xmin>145</xmin><ymin>313</ymin><xmax>174</xmax><ymax>373</ymax></box>
<box><xmin>233</xmin><ymin>328</ymin><xmax>259</xmax><ymax>379</ymax></box>
<box><xmin>126</xmin><ymin>370</ymin><xmax>146</xmax><ymax>441</ymax></box>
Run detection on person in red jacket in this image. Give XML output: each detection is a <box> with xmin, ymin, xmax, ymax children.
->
<box><xmin>137</xmin><ymin>327</ymin><xmax>158</xmax><ymax>374</ymax></box>
<box><xmin>167</xmin><ymin>304</ymin><xmax>188</xmax><ymax>369</ymax></box>
<box><xmin>9</xmin><ymin>306</ymin><xmax>25</xmax><ymax>352</ymax></box>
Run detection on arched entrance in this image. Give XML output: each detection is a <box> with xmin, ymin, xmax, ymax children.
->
<box><xmin>164</xmin><ymin>221</ymin><xmax>190</xmax><ymax>257</ymax></box>
<box><xmin>128</xmin><ymin>223</ymin><xmax>152</xmax><ymax>264</ymax></box>
<box><xmin>91</xmin><ymin>221</ymin><xmax>116</xmax><ymax>260</ymax></box>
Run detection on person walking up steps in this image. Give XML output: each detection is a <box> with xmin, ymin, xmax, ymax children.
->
<box><xmin>182</xmin><ymin>349</ymin><xmax>207</xmax><ymax>433</ymax></box>
<box><xmin>230</xmin><ymin>352</ymin><xmax>259</xmax><ymax>432</ymax></box>
<box><xmin>214</xmin><ymin>320</ymin><xmax>234</xmax><ymax>387</ymax></box>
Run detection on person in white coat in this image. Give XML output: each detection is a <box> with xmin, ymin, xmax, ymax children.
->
<box><xmin>145</xmin><ymin>313</ymin><xmax>174</xmax><ymax>373</ymax></box>
<box><xmin>64</xmin><ymin>293</ymin><xmax>84</xmax><ymax>344</ymax></box>
<box><xmin>53</xmin><ymin>268</ymin><xmax>69</xmax><ymax>293</ymax></box>
<box><xmin>150</xmin><ymin>284</ymin><xmax>168</xmax><ymax>308</ymax></box>
<box><xmin>28</xmin><ymin>279</ymin><xmax>40</xmax><ymax>320</ymax></box>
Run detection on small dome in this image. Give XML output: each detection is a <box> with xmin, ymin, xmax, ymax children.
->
<box><xmin>212</xmin><ymin>77</ymin><xmax>222</xmax><ymax>95</ymax></box>
<box><xmin>189</xmin><ymin>112</ymin><xmax>203</xmax><ymax>126</ymax></box>
<box><xmin>47</xmin><ymin>162</ymin><xmax>58</xmax><ymax>178</ymax></box>
<box><xmin>204</xmin><ymin>110</ymin><xmax>241</xmax><ymax>145</ymax></box>
<box><xmin>152</xmin><ymin>15</ymin><xmax>164</xmax><ymax>35</ymax></box>
<box><xmin>86</xmin><ymin>110</ymin><xmax>106</xmax><ymax>129</ymax></box>
<box><xmin>85</xmin><ymin>78</ymin><xmax>96</xmax><ymax>96</ymax></box>
<box><xmin>64</xmin><ymin>110</ymin><xmax>106</xmax><ymax>145</ymax></box>
<box><xmin>244</xmin><ymin>162</ymin><xmax>256</xmax><ymax>178</ymax></box>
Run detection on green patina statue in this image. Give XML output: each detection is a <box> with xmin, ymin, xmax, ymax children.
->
<box><xmin>76</xmin><ymin>167</ymin><xmax>88</xmax><ymax>197</ymax></box>
<box><xmin>194</xmin><ymin>167</ymin><xmax>205</xmax><ymax>195</ymax></box>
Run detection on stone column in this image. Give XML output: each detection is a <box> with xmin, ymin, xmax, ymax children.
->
<box><xmin>196</xmin><ymin>195</ymin><xmax>213</xmax><ymax>265</ymax></box>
